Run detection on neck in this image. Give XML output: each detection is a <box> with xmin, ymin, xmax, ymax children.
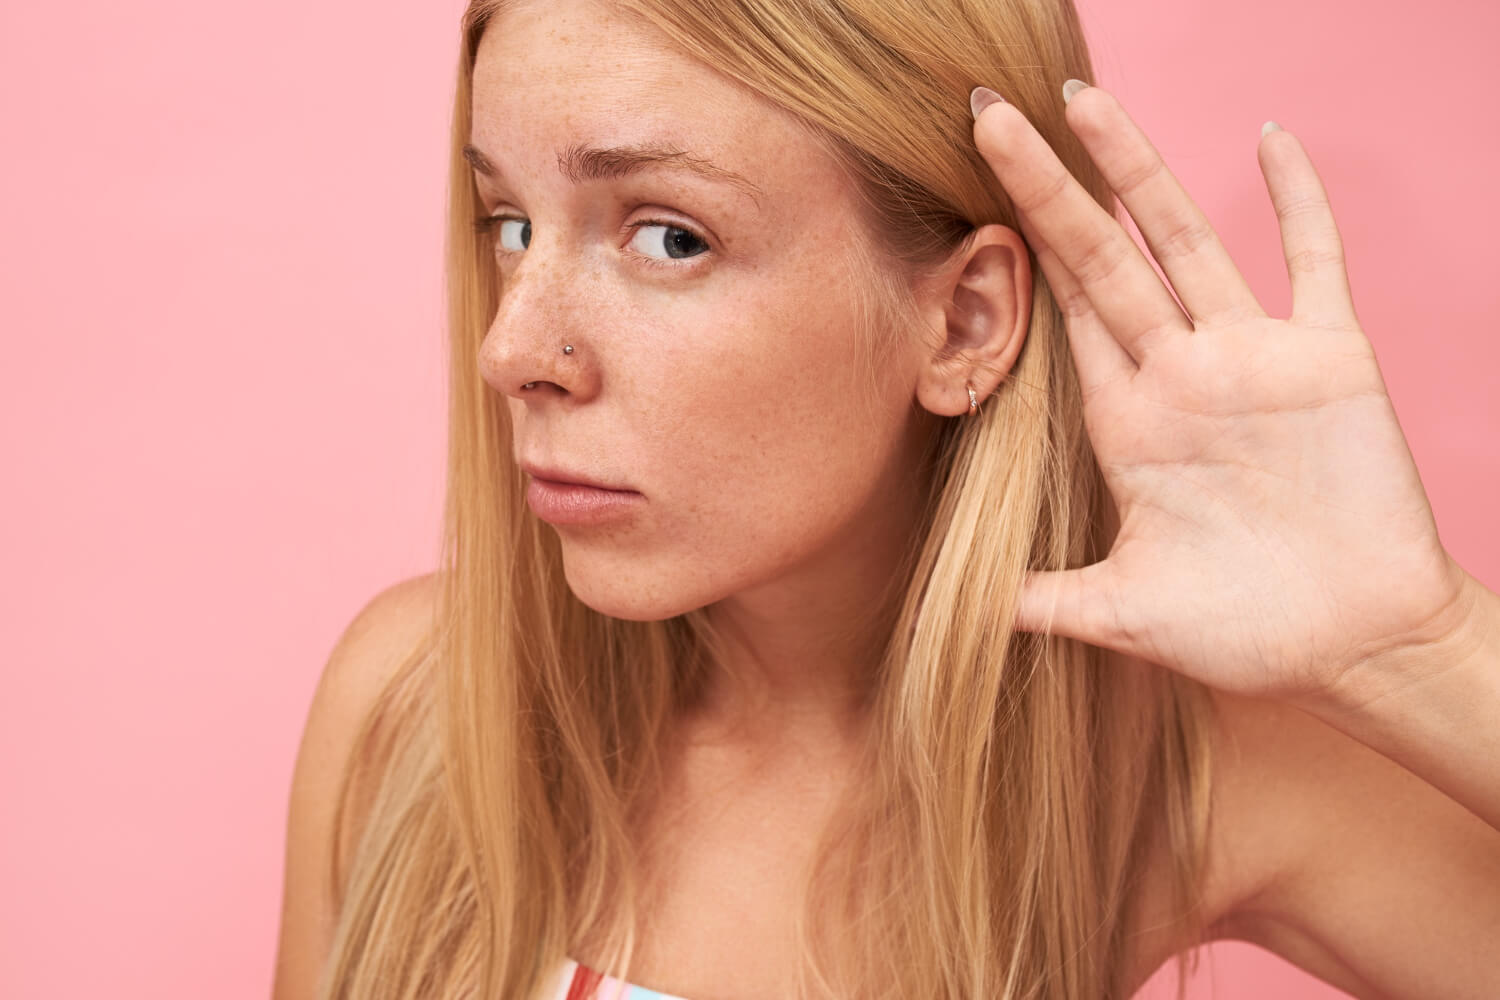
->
<box><xmin>680</xmin><ymin>409</ymin><xmax>943</xmax><ymax>757</ymax></box>
<box><xmin>687</xmin><ymin>507</ymin><xmax>921</xmax><ymax>758</ymax></box>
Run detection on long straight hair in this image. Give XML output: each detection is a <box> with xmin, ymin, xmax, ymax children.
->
<box><xmin>320</xmin><ymin>1</ymin><xmax>1218</xmax><ymax>997</ymax></box>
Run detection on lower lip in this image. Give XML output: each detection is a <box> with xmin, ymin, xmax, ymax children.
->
<box><xmin>526</xmin><ymin>477</ymin><xmax>644</xmax><ymax>525</ymax></box>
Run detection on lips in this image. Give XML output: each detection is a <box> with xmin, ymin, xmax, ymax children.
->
<box><xmin>520</xmin><ymin>461</ymin><xmax>635</xmax><ymax>493</ymax></box>
<box><xmin>523</xmin><ymin>469</ymin><xmax>645</xmax><ymax>526</ymax></box>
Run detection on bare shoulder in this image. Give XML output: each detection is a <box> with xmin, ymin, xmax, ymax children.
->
<box><xmin>1120</xmin><ymin>676</ymin><xmax>1425</xmax><ymax>993</ymax></box>
<box><xmin>271</xmin><ymin>572</ymin><xmax>441</xmax><ymax>1000</ymax></box>
<box><xmin>1151</xmin><ymin>683</ymin><xmax>1500</xmax><ymax>998</ymax></box>
<box><xmin>1116</xmin><ymin>677</ymin><xmax>1259</xmax><ymax>993</ymax></box>
<box><xmin>293</xmin><ymin>572</ymin><xmax>442</xmax><ymax>816</ymax></box>
<box><xmin>325</xmin><ymin>573</ymin><xmax>441</xmax><ymax>690</ymax></box>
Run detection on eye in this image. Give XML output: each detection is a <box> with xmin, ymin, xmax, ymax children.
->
<box><xmin>497</xmin><ymin>218</ymin><xmax>530</xmax><ymax>252</ymax></box>
<box><xmin>628</xmin><ymin>221</ymin><xmax>710</xmax><ymax>262</ymax></box>
<box><xmin>473</xmin><ymin>214</ymin><xmax>529</xmax><ymax>252</ymax></box>
<box><xmin>474</xmin><ymin>214</ymin><xmax>711</xmax><ymax>268</ymax></box>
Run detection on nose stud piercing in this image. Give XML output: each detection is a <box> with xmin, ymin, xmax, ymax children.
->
<box><xmin>522</xmin><ymin>344</ymin><xmax>575</xmax><ymax>390</ymax></box>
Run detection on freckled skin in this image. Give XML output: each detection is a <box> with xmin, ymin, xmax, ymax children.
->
<box><xmin>471</xmin><ymin>0</ymin><xmax>1028</xmax><ymax>742</ymax></box>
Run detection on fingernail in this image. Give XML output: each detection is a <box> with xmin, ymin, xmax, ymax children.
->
<box><xmin>970</xmin><ymin>85</ymin><xmax>1005</xmax><ymax>120</ymax></box>
<box><xmin>1062</xmin><ymin>79</ymin><xmax>1089</xmax><ymax>104</ymax></box>
<box><xmin>1261</xmin><ymin>120</ymin><xmax>1282</xmax><ymax>137</ymax></box>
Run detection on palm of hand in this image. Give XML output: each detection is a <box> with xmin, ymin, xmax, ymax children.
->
<box><xmin>974</xmin><ymin>85</ymin><xmax>1467</xmax><ymax>703</ymax></box>
<box><xmin>1081</xmin><ymin>314</ymin><xmax>1452</xmax><ymax>699</ymax></box>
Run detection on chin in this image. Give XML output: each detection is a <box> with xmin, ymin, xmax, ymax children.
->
<box><xmin>558</xmin><ymin>550</ymin><xmax>705</xmax><ymax>622</ymax></box>
<box><xmin>570</xmin><ymin>589</ymin><xmax>681</xmax><ymax>622</ymax></box>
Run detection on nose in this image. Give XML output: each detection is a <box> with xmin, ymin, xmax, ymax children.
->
<box><xmin>477</xmin><ymin>258</ymin><xmax>600</xmax><ymax>405</ymax></box>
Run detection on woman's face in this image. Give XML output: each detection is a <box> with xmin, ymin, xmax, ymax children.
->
<box><xmin>472</xmin><ymin>0</ymin><xmax>944</xmax><ymax>623</ymax></box>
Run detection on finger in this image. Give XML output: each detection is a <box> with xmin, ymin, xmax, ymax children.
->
<box><xmin>973</xmin><ymin>96</ymin><xmax>1190</xmax><ymax>366</ymax></box>
<box><xmin>1013</xmin><ymin>562</ymin><xmax>1133</xmax><ymax>655</ymax></box>
<box><xmin>1063</xmin><ymin>86</ymin><xmax>1264</xmax><ymax>327</ymax></box>
<box><xmin>1015</xmin><ymin>210</ymin><xmax>1138</xmax><ymax>398</ymax></box>
<box><xmin>1257</xmin><ymin>127</ymin><xmax>1360</xmax><ymax>331</ymax></box>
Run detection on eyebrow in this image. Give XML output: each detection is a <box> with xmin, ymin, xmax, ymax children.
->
<box><xmin>462</xmin><ymin>141</ymin><xmax>764</xmax><ymax>205</ymax></box>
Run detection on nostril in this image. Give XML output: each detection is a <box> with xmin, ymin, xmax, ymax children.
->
<box><xmin>519</xmin><ymin>380</ymin><xmax>563</xmax><ymax>394</ymax></box>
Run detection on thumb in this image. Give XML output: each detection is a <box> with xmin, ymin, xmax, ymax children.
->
<box><xmin>1013</xmin><ymin>560</ymin><xmax>1125</xmax><ymax>649</ymax></box>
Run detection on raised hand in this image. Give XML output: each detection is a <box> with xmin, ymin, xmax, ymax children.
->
<box><xmin>971</xmin><ymin>82</ymin><xmax>1471</xmax><ymax>705</ymax></box>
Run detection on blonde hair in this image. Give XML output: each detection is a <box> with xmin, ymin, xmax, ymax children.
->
<box><xmin>320</xmin><ymin>1</ymin><xmax>1218</xmax><ymax>997</ymax></box>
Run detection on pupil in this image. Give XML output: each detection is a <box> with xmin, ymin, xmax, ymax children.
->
<box><xmin>667</xmin><ymin>228</ymin><xmax>700</xmax><ymax>259</ymax></box>
<box><xmin>520</xmin><ymin>221</ymin><xmax>531</xmax><ymax>249</ymax></box>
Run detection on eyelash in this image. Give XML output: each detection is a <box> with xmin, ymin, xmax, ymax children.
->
<box><xmin>471</xmin><ymin>213</ymin><xmax>712</xmax><ymax>271</ymax></box>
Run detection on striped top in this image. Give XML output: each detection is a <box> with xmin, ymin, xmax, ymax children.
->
<box><xmin>546</xmin><ymin>957</ymin><xmax>695</xmax><ymax>1000</ymax></box>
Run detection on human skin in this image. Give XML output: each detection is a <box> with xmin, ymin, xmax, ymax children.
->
<box><xmin>970</xmin><ymin>78</ymin><xmax>1500</xmax><ymax>833</ymax></box>
<box><xmin>470</xmin><ymin>0</ymin><xmax>1032</xmax><ymax>752</ymax></box>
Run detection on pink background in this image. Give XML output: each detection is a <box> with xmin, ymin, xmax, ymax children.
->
<box><xmin>2</xmin><ymin>0</ymin><xmax>1495</xmax><ymax>996</ymax></box>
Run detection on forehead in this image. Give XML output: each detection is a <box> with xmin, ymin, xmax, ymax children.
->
<box><xmin>469</xmin><ymin>0</ymin><xmax>848</xmax><ymax>202</ymax></box>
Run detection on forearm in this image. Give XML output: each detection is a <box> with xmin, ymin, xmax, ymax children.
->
<box><xmin>1303</xmin><ymin>561</ymin><xmax>1500</xmax><ymax>831</ymax></box>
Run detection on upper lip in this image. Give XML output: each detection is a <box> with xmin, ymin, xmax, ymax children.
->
<box><xmin>521</xmin><ymin>461</ymin><xmax>634</xmax><ymax>492</ymax></box>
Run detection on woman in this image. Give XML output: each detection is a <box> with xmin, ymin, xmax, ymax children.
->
<box><xmin>272</xmin><ymin>0</ymin><xmax>1500</xmax><ymax>997</ymax></box>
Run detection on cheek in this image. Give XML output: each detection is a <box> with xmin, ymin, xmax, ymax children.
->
<box><xmin>636</xmin><ymin>251</ymin><xmax>894</xmax><ymax>540</ymax></box>
<box><xmin>553</xmin><ymin>242</ymin><xmax>917</xmax><ymax>619</ymax></box>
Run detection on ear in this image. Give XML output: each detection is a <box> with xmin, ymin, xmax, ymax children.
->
<box><xmin>913</xmin><ymin>223</ymin><xmax>1032</xmax><ymax>417</ymax></box>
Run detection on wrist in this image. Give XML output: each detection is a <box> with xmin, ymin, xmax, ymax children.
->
<box><xmin>1313</xmin><ymin>555</ymin><xmax>1494</xmax><ymax>723</ymax></box>
<box><xmin>1295</xmin><ymin>557</ymin><xmax>1500</xmax><ymax>830</ymax></box>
